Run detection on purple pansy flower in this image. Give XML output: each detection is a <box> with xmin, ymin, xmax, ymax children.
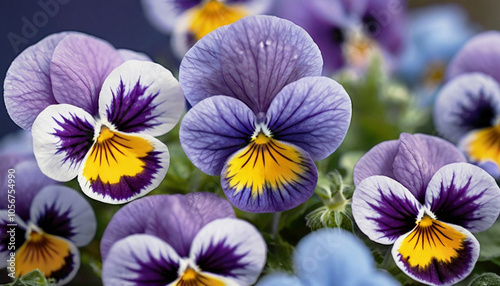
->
<box><xmin>274</xmin><ymin>0</ymin><xmax>406</xmax><ymax>74</ymax></box>
<box><xmin>352</xmin><ymin>133</ymin><xmax>500</xmax><ymax>286</ymax></box>
<box><xmin>179</xmin><ymin>15</ymin><xmax>352</xmax><ymax>213</ymax></box>
<box><xmin>4</xmin><ymin>32</ymin><xmax>185</xmax><ymax>204</ymax></box>
<box><xmin>101</xmin><ymin>192</ymin><xmax>266</xmax><ymax>285</ymax></box>
<box><xmin>257</xmin><ymin>229</ymin><xmax>399</xmax><ymax>286</ymax></box>
<box><xmin>141</xmin><ymin>0</ymin><xmax>271</xmax><ymax>58</ymax></box>
<box><xmin>434</xmin><ymin>32</ymin><xmax>500</xmax><ymax>177</ymax></box>
<box><xmin>0</xmin><ymin>157</ymin><xmax>96</xmax><ymax>285</ymax></box>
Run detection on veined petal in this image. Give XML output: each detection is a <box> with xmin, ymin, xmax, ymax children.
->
<box><xmin>32</xmin><ymin>104</ymin><xmax>96</xmax><ymax>182</ymax></box>
<box><xmin>117</xmin><ymin>49</ymin><xmax>152</xmax><ymax>62</ymax></box>
<box><xmin>50</xmin><ymin>33</ymin><xmax>123</xmax><ymax>116</ymax></box>
<box><xmin>267</xmin><ymin>76</ymin><xmax>351</xmax><ymax>160</ymax></box>
<box><xmin>16</xmin><ymin>231</ymin><xmax>80</xmax><ymax>285</ymax></box>
<box><xmin>425</xmin><ymin>163</ymin><xmax>500</xmax><ymax>233</ymax></box>
<box><xmin>393</xmin><ymin>219</ymin><xmax>479</xmax><ymax>286</ymax></box>
<box><xmin>102</xmin><ymin>234</ymin><xmax>181</xmax><ymax>286</ymax></box>
<box><xmin>0</xmin><ymin>211</ymin><xmax>27</xmax><ymax>269</ymax></box>
<box><xmin>221</xmin><ymin>137</ymin><xmax>318</xmax><ymax>213</ymax></box>
<box><xmin>392</xmin><ymin>133</ymin><xmax>466</xmax><ymax>203</ymax></box>
<box><xmin>447</xmin><ymin>31</ymin><xmax>500</xmax><ymax>83</ymax></box>
<box><xmin>78</xmin><ymin>128</ymin><xmax>169</xmax><ymax>204</ymax></box>
<box><xmin>180</xmin><ymin>96</ymin><xmax>254</xmax><ymax>176</ymax></box>
<box><xmin>459</xmin><ymin>121</ymin><xmax>500</xmax><ymax>169</ymax></box>
<box><xmin>434</xmin><ymin>73</ymin><xmax>500</xmax><ymax>143</ymax></box>
<box><xmin>189</xmin><ymin>218</ymin><xmax>266</xmax><ymax>285</ymax></box>
<box><xmin>352</xmin><ymin>176</ymin><xmax>421</xmax><ymax>244</ymax></box>
<box><xmin>4</xmin><ymin>32</ymin><xmax>69</xmax><ymax>130</ymax></box>
<box><xmin>99</xmin><ymin>61</ymin><xmax>184</xmax><ymax>136</ymax></box>
<box><xmin>353</xmin><ymin>140</ymin><xmax>399</xmax><ymax>186</ymax></box>
<box><xmin>30</xmin><ymin>185</ymin><xmax>96</xmax><ymax>247</ymax></box>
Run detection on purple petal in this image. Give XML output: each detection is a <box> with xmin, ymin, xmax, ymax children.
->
<box><xmin>434</xmin><ymin>73</ymin><xmax>500</xmax><ymax>143</ymax></box>
<box><xmin>180</xmin><ymin>96</ymin><xmax>254</xmax><ymax>176</ymax></box>
<box><xmin>392</xmin><ymin>133</ymin><xmax>467</xmax><ymax>203</ymax></box>
<box><xmin>50</xmin><ymin>33</ymin><xmax>123</xmax><ymax>116</ymax></box>
<box><xmin>352</xmin><ymin>176</ymin><xmax>421</xmax><ymax>244</ymax></box>
<box><xmin>3</xmin><ymin>32</ymin><xmax>69</xmax><ymax>130</ymax></box>
<box><xmin>0</xmin><ymin>211</ymin><xmax>27</xmax><ymax>269</ymax></box>
<box><xmin>221</xmin><ymin>140</ymin><xmax>318</xmax><ymax>213</ymax></box>
<box><xmin>353</xmin><ymin>140</ymin><xmax>399</xmax><ymax>186</ymax></box>
<box><xmin>30</xmin><ymin>185</ymin><xmax>96</xmax><ymax>247</ymax></box>
<box><xmin>426</xmin><ymin>163</ymin><xmax>500</xmax><ymax>233</ymax></box>
<box><xmin>190</xmin><ymin>218</ymin><xmax>266</xmax><ymax>285</ymax></box>
<box><xmin>78</xmin><ymin>131</ymin><xmax>169</xmax><ymax>204</ymax></box>
<box><xmin>99</xmin><ymin>61</ymin><xmax>185</xmax><ymax>136</ymax></box>
<box><xmin>102</xmin><ymin>234</ymin><xmax>181</xmax><ymax>285</ymax></box>
<box><xmin>447</xmin><ymin>31</ymin><xmax>500</xmax><ymax>83</ymax></box>
<box><xmin>117</xmin><ymin>49</ymin><xmax>152</xmax><ymax>62</ymax></box>
<box><xmin>267</xmin><ymin>76</ymin><xmax>351</xmax><ymax>160</ymax></box>
<box><xmin>180</xmin><ymin>15</ymin><xmax>323</xmax><ymax>113</ymax></box>
<box><xmin>392</xmin><ymin>222</ymin><xmax>479</xmax><ymax>286</ymax></box>
<box><xmin>0</xmin><ymin>159</ymin><xmax>56</xmax><ymax>221</ymax></box>
<box><xmin>477</xmin><ymin>160</ymin><xmax>500</xmax><ymax>179</ymax></box>
<box><xmin>32</xmin><ymin>104</ymin><xmax>96</xmax><ymax>182</ymax></box>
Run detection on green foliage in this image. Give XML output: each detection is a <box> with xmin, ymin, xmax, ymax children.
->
<box><xmin>468</xmin><ymin>273</ymin><xmax>500</xmax><ymax>286</ymax></box>
<box><xmin>2</xmin><ymin>270</ymin><xmax>55</xmax><ymax>286</ymax></box>
<box><xmin>476</xmin><ymin>220</ymin><xmax>500</xmax><ymax>262</ymax></box>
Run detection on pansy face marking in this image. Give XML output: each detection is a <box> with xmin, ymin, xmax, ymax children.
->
<box><xmin>352</xmin><ymin>133</ymin><xmax>500</xmax><ymax>286</ymax></box>
<box><xmin>180</xmin><ymin>16</ymin><xmax>352</xmax><ymax>213</ymax></box>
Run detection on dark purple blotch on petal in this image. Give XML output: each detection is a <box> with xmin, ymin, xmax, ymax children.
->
<box><xmin>51</xmin><ymin>112</ymin><xmax>95</xmax><ymax>169</ymax></box>
<box><xmin>35</xmin><ymin>202</ymin><xmax>75</xmax><ymax>241</ymax></box>
<box><xmin>196</xmin><ymin>237</ymin><xmax>249</xmax><ymax>278</ymax></box>
<box><xmin>89</xmin><ymin>151</ymin><xmax>162</xmax><ymax>201</ymax></box>
<box><xmin>50</xmin><ymin>251</ymin><xmax>76</xmax><ymax>283</ymax></box>
<box><xmin>123</xmin><ymin>247</ymin><xmax>179</xmax><ymax>285</ymax></box>
<box><xmin>106</xmin><ymin>79</ymin><xmax>163</xmax><ymax>134</ymax></box>
<box><xmin>451</xmin><ymin>88</ymin><xmax>497</xmax><ymax>131</ymax></box>
<box><xmin>0</xmin><ymin>223</ymin><xmax>26</xmax><ymax>255</ymax></box>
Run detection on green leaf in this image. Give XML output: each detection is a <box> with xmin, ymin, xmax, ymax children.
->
<box><xmin>263</xmin><ymin>234</ymin><xmax>295</xmax><ymax>273</ymax></box>
<box><xmin>476</xmin><ymin>220</ymin><xmax>500</xmax><ymax>261</ymax></box>
<box><xmin>2</xmin><ymin>269</ymin><xmax>56</xmax><ymax>286</ymax></box>
<box><xmin>468</xmin><ymin>273</ymin><xmax>500</xmax><ymax>286</ymax></box>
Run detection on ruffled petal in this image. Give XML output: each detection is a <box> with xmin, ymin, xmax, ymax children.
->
<box><xmin>180</xmin><ymin>96</ymin><xmax>255</xmax><ymax>176</ymax></box>
<box><xmin>189</xmin><ymin>218</ymin><xmax>266</xmax><ymax>285</ymax></box>
<box><xmin>78</xmin><ymin>129</ymin><xmax>169</xmax><ymax>204</ymax></box>
<box><xmin>117</xmin><ymin>49</ymin><xmax>152</xmax><ymax>62</ymax></box>
<box><xmin>16</xmin><ymin>231</ymin><xmax>80</xmax><ymax>285</ymax></box>
<box><xmin>3</xmin><ymin>32</ymin><xmax>69</xmax><ymax>130</ymax></box>
<box><xmin>353</xmin><ymin>140</ymin><xmax>399</xmax><ymax>186</ymax></box>
<box><xmin>221</xmin><ymin>139</ymin><xmax>318</xmax><ymax>213</ymax></box>
<box><xmin>99</xmin><ymin>60</ymin><xmax>184</xmax><ymax>136</ymax></box>
<box><xmin>32</xmin><ymin>104</ymin><xmax>96</xmax><ymax>182</ymax></box>
<box><xmin>392</xmin><ymin>221</ymin><xmax>479</xmax><ymax>286</ymax></box>
<box><xmin>0</xmin><ymin>211</ymin><xmax>27</xmax><ymax>269</ymax></box>
<box><xmin>102</xmin><ymin>234</ymin><xmax>181</xmax><ymax>286</ymax></box>
<box><xmin>434</xmin><ymin>73</ymin><xmax>500</xmax><ymax>143</ymax></box>
<box><xmin>392</xmin><ymin>133</ymin><xmax>466</xmax><ymax>203</ymax></box>
<box><xmin>352</xmin><ymin>176</ymin><xmax>421</xmax><ymax>244</ymax></box>
<box><xmin>180</xmin><ymin>15</ymin><xmax>323</xmax><ymax>113</ymax></box>
<box><xmin>294</xmin><ymin>228</ymin><xmax>400</xmax><ymax>286</ymax></box>
<box><xmin>30</xmin><ymin>185</ymin><xmax>96</xmax><ymax>247</ymax></box>
<box><xmin>447</xmin><ymin>31</ymin><xmax>500</xmax><ymax>83</ymax></box>
<box><xmin>50</xmin><ymin>33</ymin><xmax>123</xmax><ymax>116</ymax></box>
<box><xmin>267</xmin><ymin>76</ymin><xmax>351</xmax><ymax>160</ymax></box>
<box><xmin>425</xmin><ymin>163</ymin><xmax>500</xmax><ymax>233</ymax></box>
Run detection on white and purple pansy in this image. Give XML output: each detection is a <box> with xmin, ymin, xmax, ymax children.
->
<box><xmin>141</xmin><ymin>0</ymin><xmax>271</xmax><ymax>57</ymax></box>
<box><xmin>101</xmin><ymin>192</ymin><xmax>266</xmax><ymax>286</ymax></box>
<box><xmin>434</xmin><ymin>31</ymin><xmax>500</xmax><ymax>177</ymax></box>
<box><xmin>4</xmin><ymin>32</ymin><xmax>185</xmax><ymax>204</ymax></box>
<box><xmin>0</xmin><ymin>157</ymin><xmax>96</xmax><ymax>285</ymax></box>
<box><xmin>179</xmin><ymin>15</ymin><xmax>352</xmax><ymax>213</ymax></box>
<box><xmin>352</xmin><ymin>133</ymin><xmax>500</xmax><ymax>286</ymax></box>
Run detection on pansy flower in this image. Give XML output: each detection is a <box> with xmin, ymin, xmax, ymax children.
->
<box><xmin>434</xmin><ymin>31</ymin><xmax>500</xmax><ymax>176</ymax></box>
<box><xmin>0</xmin><ymin>157</ymin><xmax>96</xmax><ymax>285</ymax></box>
<box><xmin>4</xmin><ymin>32</ymin><xmax>185</xmax><ymax>204</ymax></box>
<box><xmin>352</xmin><ymin>133</ymin><xmax>500</xmax><ymax>286</ymax></box>
<box><xmin>257</xmin><ymin>229</ymin><xmax>399</xmax><ymax>286</ymax></box>
<box><xmin>274</xmin><ymin>0</ymin><xmax>406</xmax><ymax>74</ymax></box>
<box><xmin>141</xmin><ymin>0</ymin><xmax>271</xmax><ymax>57</ymax></box>
<box><xmin>101</xmin><ymin>192</ymin><xmax>266</xmax><ymax>285</ymax></box>
<box><xmin>179</xmin><ymin>15</ymin><xmax>352</xmax><ymax>213</ymax></box>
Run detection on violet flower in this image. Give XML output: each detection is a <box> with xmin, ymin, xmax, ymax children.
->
<box><xmin>101</xmin><ymin>192</ymin><xmax>266</xmax><ymax>285</ymax></box>
<box><xmin>274</xmin><ymin>0</ymin><xmax>406</xmax><ymax>74</ymax></box>
<box><xmin>434</xmin><ymin>31</ymin><xmax>500</xmax><ymax>177</ymax></box>
<box><xmin>352</xmin><ymin>133</ymin><xmax>500</xmax><ymax>286</ymax></box>
<box><xmin>0</xmin><ymin>157</ymin><xmax>96</xmax><ymax>285</ymax></box>
<box><xmin>179</xmin><ymin>15</ymin><xmax>352</xmax><ymax>213</ymax></box>
<box><xmin>3</xmin><ymin>32</ymin><xmax>185</xmax><ymax>204</ymax></box>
